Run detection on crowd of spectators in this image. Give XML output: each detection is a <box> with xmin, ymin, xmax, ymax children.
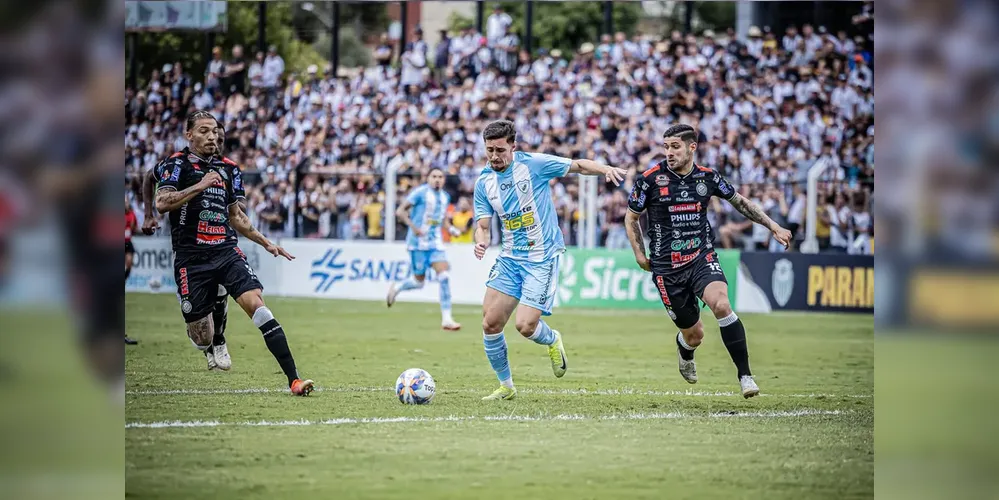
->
<box><xmin>125</xmin><ymin>4</ymin><xmax>874</xmax><ymax>254</ymax></box>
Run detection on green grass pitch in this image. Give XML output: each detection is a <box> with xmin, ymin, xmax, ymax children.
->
<box><xmin>125</xmin><ymin>293</ymin><xmax>873</xmax><ymax>499</ymax></box>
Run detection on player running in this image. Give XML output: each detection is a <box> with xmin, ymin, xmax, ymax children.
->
<box><xmin>472</xmin><ymin>119</ymin><xmax>627</xmax><ymax>401</ymax></box>
<box><xmin>154</xmin><ymin>110</ymin><xmax>314</xmax><ymax>395</ymax></box>
<box><xmin>624</xmin><ymin>124</ymin><xmax>792</xmax><ymax>398</ymax></box>
<box><xmin>386</xmin><ymin>167</ymin><xmax>462</xmax><ymax>331</ymax></box>
<box><xmin>143</xmin><ymin>120</ymin><xmax>233</xmax><ymax>370</ymax></box>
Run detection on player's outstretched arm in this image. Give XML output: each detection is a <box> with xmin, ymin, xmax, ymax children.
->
<box><xmin>155</xmin><ymin>171</ymin><xmax>219</xmax><ymax>213</ymax></box>
<box><xmin>625</xmin><ymin>210</ymin><xmax>651</xmax><ymax>271</ymax></box>
<box><xmin>726</xmin><ymin>193</ymin><xmax>792</xmax><ymax>249</ymax></box>
<box><xmin>473</xmin><ymin>217</ymin><xmax>491</xmax><ymax>260</ymax></box>
<box><xmin>568</xmin><ymin>159</ymin><xmax>627</xmax><ymax>186</ymax></box>
<box><xmin>228</xmin><ymin>203</ymin><xmax>295</xmax><ymax>260</ymax></box>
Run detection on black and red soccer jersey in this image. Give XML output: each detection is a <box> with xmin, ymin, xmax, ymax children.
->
<box><xmin>155</xmin><ymin>148</ymin><xmax>246</xmax><ymax>254</ymax></box>
<box><xmin>627</xmin><ymin>162</ymin><xmax>737</xmax><ymax>273</ymax></box>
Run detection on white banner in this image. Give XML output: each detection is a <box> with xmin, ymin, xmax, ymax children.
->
<box><xmin>125</xmin><ymin>237</ymin><xmax>280</xmax><ymax>295</ymax></box>
<box><xmin>276</xmin><ymin>240</ymin><xmax>498</xmax><ymax>305</ymax></box>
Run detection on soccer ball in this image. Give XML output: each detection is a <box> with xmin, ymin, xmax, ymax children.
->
<box><xmin>148</xmin><ymin>277</ymin><xmax>162</xmax><ymax>291</ymax></box>
<box><xmin>396</xmin><ymin>368</ymin><xmax>435</xmax><ymax>405</ymax></box>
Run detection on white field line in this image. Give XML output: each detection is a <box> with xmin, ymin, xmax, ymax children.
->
<box><xmin>126</xmin><ymin>409</ymin><xmax>848</xmax><ymax>429</ymax></box>
<box><xmin>126</xmin><ymin>386</ymin><xmax>873</xmax><ymax>399</ymax></box>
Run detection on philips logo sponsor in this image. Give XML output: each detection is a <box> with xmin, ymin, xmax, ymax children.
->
<box><xmin>670</xmin><ymin>213</ymin><xmax>700</xmax><ymax>223</ymax></box>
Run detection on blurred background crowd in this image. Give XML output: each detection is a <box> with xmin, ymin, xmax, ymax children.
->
<box><xmin>125</xmin><ymin>2</ymin><xmax>874</xmax><ymax>254</ymax></box>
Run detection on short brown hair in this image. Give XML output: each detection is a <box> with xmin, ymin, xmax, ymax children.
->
<box><xmin>482</xmin><ymin>120</ymin><xmax>517</xmax><ymax>144</ymax></box>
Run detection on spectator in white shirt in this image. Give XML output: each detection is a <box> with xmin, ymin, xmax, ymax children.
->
<box><xmin>262</xmin><ymin>45</ymin><xmax>285</xmax><ymax>90</ymax></box>
<box><xmin>486</xmin><ymin>5</ymin><xmax>512</xmax><ymax>46</ymax></box>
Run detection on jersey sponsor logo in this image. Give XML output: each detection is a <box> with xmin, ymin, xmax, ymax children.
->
<box><xmin>655</xmin><ymin>174</ymin><xmax>669</xmax><ymax>186</ymax></box>
<box><xmin>233</xmin><ymin>170</ymin><xmax>243</xmax><ymax>191</ymax></box>
<box><xmin>179</xmin><ymin>267</ymin><xmax>190</xmax><ymax>296</ymax></box>
<box><xmin>655</xmin><ymin>276</ymin><xmax>678</xmax><ymax>320</ymax></box>
<box><xmin>670</xmin><ymin>213</ymin><xmax>700</xmax><ymax>223</ymax></box>
<box><xmin>718</xmin><ymin>180</ymin><xmax>733</xmax><ymax>196</ymax></box>
<box><xmin>670</xmin><ymin>238</ymin><xmax>701</xmax><ymax>251</ymax></box>
<box><xmin>671</xmin><ymin>249</ymin><xmax>701</xmax><ymax>267</ymax></box>
<box><xmin>201</xmin><ymin>199</ymin><xmax>211</xmax><ymax>208</ymax></box>
<box><xmin>218</xmin><ymin>168</ymin><xmax>229</xmax><ymax>180</ymax></box>
<box><xmin>672</xmin><ymin>230</ymin><xmax>681</xmax><ymax>239</ymax></box>
<box><xmin>188</xmin><ymin>155</ymin><xmax>201</xmax><ymax>164</ymax></box>
<box><xmin>669</xmin><ymin>202</ymin><xmax>701</xmax><ymax>213</ymax></box>
<box><xmin>204</xmin><ymin>187</ymin><xmax>226</xmax><ymax>197</ymax></box>
<box><xmin>500</xmin><ymin>181</ymin><xmax>513</xmax><ymax>190</ymax></box>
<box><xmin>197</xmin><ymin>221</ymin><xmax>227</xmax><ymax>235</ymax></box>
<box><xmin>638</xmin><ymin>179</ymin><xmax>649</xmax><ymax>191</ymax></box>
<box><xmin>179</xmin><ymin>204</ymin><xmax>188</xmax><ymax>226</ymax></box>
<box><xmin>696</xmin><ymin>182</ymin><xmax>708</xmax><ymax>196</ymax></box>
<box><xmin>199</xmin><ymin>210</ymin><xmax>227</xmax><ymax>223</ymax></box>
<box><xmin>162</xmin><ymin>165</ymin><xmax>181</xmax><ymax>182</ymax></box>
<box><xmin>659</xmin><ymin>186</ymin><xmax>669</xmax><ymax>196</ymax></box>
<box><xmin>502</xmin><ymin>211</ymin><xmax>536</xmax><ymax>231</ymax></box>
<box><xmin>196</xmin><ymin>234</ymin><xmax>227</xmax><ymax>245</ymax></box>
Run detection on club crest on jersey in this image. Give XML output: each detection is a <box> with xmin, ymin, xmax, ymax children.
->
<box><xmin>696</xmin><ymin>182</ymin><xmax>708</xmax><ymax>196</ymax></box>
<box><xmin>516</xmin><ymin>180</ymin><xmax>529</xmax><ymax>194</ymax></box>
<box><xmin>655</xmin><ymin>174</ymin><xmax>669</xmax><ymax>186</ymax></box>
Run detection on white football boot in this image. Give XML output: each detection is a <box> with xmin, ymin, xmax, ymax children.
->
<box><xmin>740</xmin><ymin>375</ymin><xmax>760</xmax><ymax>399</ymax></box>
<box><xmin>205</xmin><ymin>348</ymin><xmax>217</xmax><ymax>371</ymax></box>
<box><xmin>386</xmin><ymin>283</ymin><xmax>400</xmax><ymax>307</ymax></box>
<box><xmin>678</xmin><ymin>348</ymin><xmax>698</xmax><ymax>384</ymax></box>
<box><xmin>213</xmin><ymin>343</ymin><xmax>232</xmax><ymax>371</ymax></box>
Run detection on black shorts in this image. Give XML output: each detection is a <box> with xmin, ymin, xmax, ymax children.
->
<box><xmin>125</xmin><ymin>240</ymin><xmax>135</xmax><ymax>255</ymax></box>
<box><xmin>174</xmin><ymin>247</ymin><xmax>261</xmax><ymax>323</ymax></box>
<box><xmin>651</xmin><ymin>251</ymin><xmax>728</xmax><ymax>330</ymax></box>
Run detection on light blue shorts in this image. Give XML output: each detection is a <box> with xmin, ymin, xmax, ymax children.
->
<box><xmin>410</xmin><ymin>249</ymin><xmax>447</xmax><ymax>277</ymax></box>
<box><xmin>485</xmin><ymin>254</ymin><xmax>562</xmax><ymax>316</ymax></box>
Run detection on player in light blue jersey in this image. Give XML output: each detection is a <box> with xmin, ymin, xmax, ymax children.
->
<box><xmin>472</xmin><ymin>119</ymin><xmax>627</xmax><ymax>401</ymax></box>
<box><xmin>387</xmin><ymin>167</ymin><xmax>462</xmax><ymax>331</ymax></box>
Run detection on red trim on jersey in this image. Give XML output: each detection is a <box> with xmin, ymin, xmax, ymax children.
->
<box><xmin>222</xmin><ymin>157</ymin><xmax>237</xmax><ymax>166</ymax></box>
<box><xmin>642</xmin><ymin>164</ymin><xmax>661</xmax><ymax>177</ymax></box>
<box><xmin>169</xmin><ymin>151</ymin><xmax>184</xmax><ymax>158</ymax></box>
<box><xmin>696</xmin><ymin>164</ymin><xmax>712</xmax><ymax>173</ymax></box>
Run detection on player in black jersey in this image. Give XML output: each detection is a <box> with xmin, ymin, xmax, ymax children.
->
<box><xmin>625</xmin><ymin>124</ymin><xmax>791</xmax><ymax>398</ymax></box>
<box><xmin>154</xmin><ymin>111</ymin><xmax>314</xmax><ymax>395</ymax></box>
<box><xmin>143</xmin><ymin>120</ymin><xmax>234</xmax><ymax>371</ymax></box>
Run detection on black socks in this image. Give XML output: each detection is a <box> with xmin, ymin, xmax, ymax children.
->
<box><xmin>719</xmin><ymin>313</ymin><xmax>752</xmax><ymax>378</ymax></box>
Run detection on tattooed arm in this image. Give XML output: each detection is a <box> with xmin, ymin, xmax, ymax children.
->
<box><xmin>726</xmin><ymin>193</ymin><xmax>792</xmax><ymax>248</ymax></box>
<box><xmin>155</xmin><ymin>172</ymin><xmax>219</xmax><ymax>213</ymax></box>
<box><xmin>228</xmin><ymin>202</ymin><xmax>295</xmax><ymax>260</ymax></box>
<box><xmin>625</xmin><ymin>209</ymin><xmax>651</xmax><ymax>271</ymax></box>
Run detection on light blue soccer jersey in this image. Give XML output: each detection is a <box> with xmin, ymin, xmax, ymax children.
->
<box><xmin>406</xmin><ymin>184</ymin><xmax>450</xmax><ymax>251</ymax></box>
<box><xmin>473</xmin><ymin>150</ymin><xmax>571</xmax><ymax>262</ymax></box>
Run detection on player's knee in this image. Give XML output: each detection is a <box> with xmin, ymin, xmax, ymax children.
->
<box><xmin>186</xmin><ymin>316</ymin><xmax>213</xmax><ymax>347</ymax></box>
<box><xmin>515</xmin><ymin>317</ymin><xmax>539</xmax><ymax>337</ymax></box>
<box><xmin>681</xmin><ymin>323</ymin><xmax>704</xmax><ymax>346</ymax></box>
<box><xmin>710</xmin><ymin>298</ymin><xmax>733</xmax><ymax>319</ymax></box>
<box><xmin>481</xmin><ymin>317</ymin><xmax>504</xmax><ymax>335</ymax></box>
<box><xmin>437</xmin><ymin>271</ymin><xmax>450</xmax><ymax>282</ymax></box>
<box><xmin>236</xmin><ymin>289</ymin><xmax>265</xmax><ymax>317</ymax></box>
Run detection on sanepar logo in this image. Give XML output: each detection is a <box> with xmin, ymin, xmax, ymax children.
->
<box><xmin>310</xmin><ymin>248</ymin><xmax>423</xmax><ymax>293</ymax></box>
